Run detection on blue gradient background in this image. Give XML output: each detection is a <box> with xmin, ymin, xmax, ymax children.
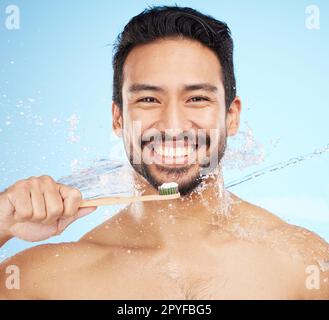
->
<box><xmin>0</xmin><ymin>0</ymin><xmax>328</xmax><ymax>260</ymax></box>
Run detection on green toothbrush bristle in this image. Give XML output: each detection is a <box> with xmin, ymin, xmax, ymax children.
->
<box><xmin>158</xmin><ymin>182</ymin><xmax>179</xmax><ymax>195</ymax></box>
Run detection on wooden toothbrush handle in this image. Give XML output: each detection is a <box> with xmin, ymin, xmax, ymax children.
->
<box><xmin>80</xmin><ymin>193</ymin><xmax>180</xmax><ymax>207</ymax></box>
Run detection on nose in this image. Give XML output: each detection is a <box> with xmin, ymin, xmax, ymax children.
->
<box><xmin>157</xmin><ymin>99</ymin><xmax>192</xmax><ymax>134</ymax></box>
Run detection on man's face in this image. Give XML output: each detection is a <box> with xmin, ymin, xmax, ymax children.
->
<box><xmin>113</xmin><ymin>38</ymin><xmax>240</xmax><ymax>195</ymax></box>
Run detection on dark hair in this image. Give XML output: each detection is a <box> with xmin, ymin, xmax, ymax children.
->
<box><xmin>112</xmin><ymin>5</ymin><xmax>236</xmax><ymax>111</ymax></box>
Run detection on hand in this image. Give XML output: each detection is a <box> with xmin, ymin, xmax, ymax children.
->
<box><xmin>0</xmin><ymin>175</ymin><xmax>97</xmax><ymax>242</ymax></box>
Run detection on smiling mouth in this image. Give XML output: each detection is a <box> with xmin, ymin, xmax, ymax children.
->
<box><xmin>155</xmin><ymin>144</ymin><xmax>195</xmax><ymax>156</ymax></box>
<box><xmin>144</xmin><ymin>141</ymin><xmax>207</xmax><ymax>166</ymax></box>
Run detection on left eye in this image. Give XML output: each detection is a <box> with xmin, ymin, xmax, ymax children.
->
<box><xmin>188</xmin><ymin>96</ymin><xmax>209</xmax><ymax>102</ymax></box>
<box><xmin>138</xmin><ymin>97</ymin><xmax>158</xmax><ymax>103</ymax></box>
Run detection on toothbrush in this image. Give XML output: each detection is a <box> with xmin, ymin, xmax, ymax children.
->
<box><xmin>79</xmin><ymin>182</ymin><xmax>180</xmax><ymax>207</ymax></box>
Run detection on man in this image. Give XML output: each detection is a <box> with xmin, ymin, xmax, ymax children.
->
<box><xmin>0</xmin><ymin>6</ymin><xmax>328</xmax><ymax>299</ymax></box>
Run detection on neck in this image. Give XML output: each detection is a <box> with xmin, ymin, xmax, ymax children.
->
<box><xmin>127</xmin><ymin>166</ymin><xmax>234</xmax><ymax>246</ymax></box>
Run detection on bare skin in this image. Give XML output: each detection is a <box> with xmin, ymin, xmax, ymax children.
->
<box><xmin>0</xmin><ymin>172</ymin><xmax>328</xmax><ymax>300</ymax></box>
<box><xmin>0</xmin><ymin>37</ymin><xmax>328</xmax><ymax>299</ymax></box>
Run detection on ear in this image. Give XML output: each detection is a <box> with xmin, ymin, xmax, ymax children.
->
<box><xmin>112</xmin><ymin>102</ymin><xmax>123</xmax><ymax>137</ymax></box>
<box><xmin>226</xmin><ymin>96</ymin><xmax>242</xmax><ymax>137</ymax></box>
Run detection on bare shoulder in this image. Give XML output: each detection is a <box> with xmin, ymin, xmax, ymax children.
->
<box><xmin>0</xmin><ymin>240</ymin><xmax>108</xmax><ymax>299</ymax></box>
<box><xmin>232</xmin><ymin>194</ymin><xmax>329</xmax><ymax>299</ymax></box>
<box><xmin>271</xmin><ymin>222</ymin><xmax>329</xmax><ymax>299</ymax></box>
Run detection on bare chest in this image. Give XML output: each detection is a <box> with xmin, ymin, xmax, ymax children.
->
<box><xmin>58</xmin><ymin>252</ymin><xmax>297</xmax><ymax>299</ymax></box>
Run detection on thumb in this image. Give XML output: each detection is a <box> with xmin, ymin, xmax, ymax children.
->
<box><xmin>56</xmin><ymin>206</ymin><xmax>97</xmax><ymax>235</ymax></box>
<box><xmin>76</xmin><ymin>206</ymin><xmax>98</xmax><ymax>219</ymax></box>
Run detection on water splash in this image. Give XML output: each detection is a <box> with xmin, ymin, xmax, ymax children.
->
<box><xmin>225</xmin><ymin>143</ymin><xmax>329</xmax><ymax>189</ymax></box>
<box><xmin>57</xmin><ymin>143</ymin><xmax>329</xmax><ymax>205</ymax></box>
<box><xmin>223</xmin><ymin>122</ymin><xmax>265</xmax><ymax>170</ymax></box>
<box><xmin>67</xmin><ymin>113</ymin><xmax>80</xmax><ymax>143</ymax></box>
<box><xmin>57</xmin><ymin>158</ymin><xmax>134</xmax><ymax>199</ymax></box>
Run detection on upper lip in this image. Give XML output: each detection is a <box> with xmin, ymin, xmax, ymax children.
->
<box><xmin>145</xmin><ymin>140</ymin><xmax>198</xmax><ymax>150</ymax></box>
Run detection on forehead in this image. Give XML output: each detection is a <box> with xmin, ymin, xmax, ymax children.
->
<box><xmin>122</xmin><ymin>38</ymin><xmax>223</xmax><ymax>91</ymax></box>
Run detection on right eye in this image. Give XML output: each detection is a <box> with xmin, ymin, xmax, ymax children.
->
<box><xmin>137</xmin><ymin>97</ymin><xmax>158</xmax><ymax>103</ymax></box>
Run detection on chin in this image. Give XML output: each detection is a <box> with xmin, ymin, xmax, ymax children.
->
<box><xmin>147</xmin><ymin>163</ymin><xmax>203</xmax><ymax>195</ymax></box>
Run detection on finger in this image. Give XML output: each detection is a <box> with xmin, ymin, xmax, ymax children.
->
<box><xmin>43</xmin><ymin>182</ymin><xmax>64</xmax><ymax>224</ymax></box>
<box><xmin>59</xmin><ymin>184</ymin><xmax>82</xmax><ymax>219</ymax></box>
<box><xmin>76</xmin><ymin>206</ymin><xmax>97</xmax><ymax>219</ymax></box>
<box><xmin>30</xmin><ymin>182</ymin><xmax>47</xmax><ymax>222</ymax></box>
<box><xmin>56</xmin><ymin>206</ymin><xmax>97</xmax><ymax>235</ymax></box>
<box><xmin>10</xmin><ymin>181</ymin><xmax>33</xmax><ymax>222</ymax></box>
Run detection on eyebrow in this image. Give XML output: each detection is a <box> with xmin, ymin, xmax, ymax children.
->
<box><xmin>128</xmin><ymin>83</ymin><xmax>218</xmax><ymax>93</ymax></box>
<box><xmin>183</xmin><ymin>83</ymin><xmax>218</xmax><ymax>93</ymax></box>
<box><xmin>128</xmin><ymin>84</ymin><xmax>165</xmax><ymax>93</ymax></box>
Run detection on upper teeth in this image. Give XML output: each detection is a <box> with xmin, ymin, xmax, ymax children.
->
<box><xmin>154</xmin><ymin>146</ymin><xmax>194</xmax><ymax>157</ymax></box>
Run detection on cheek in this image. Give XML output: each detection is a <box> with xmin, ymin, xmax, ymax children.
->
<box><xmin>121</xmin><ymin>114</ymin><xmax>139</xmax><ymax>149</ymax></box>
<box><xmin>126</xmin><ymin>108</ymin><xmax>157</xmax><ymax>130</ymax></box>
<box><xmin>122</xmin><ymin>112</ymin><xmax>152</xmax><ymax>150</ymax></box>
<box><xmin>190</xmin><ymin>107</ymin><xmax>225</xmax><ymax>129</ymax></box>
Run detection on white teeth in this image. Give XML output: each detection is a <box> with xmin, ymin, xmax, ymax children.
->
<box><xmin>154</xmin><ymin>146</ymin><xmax>195</xmax><ymax>157</ymax></box>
